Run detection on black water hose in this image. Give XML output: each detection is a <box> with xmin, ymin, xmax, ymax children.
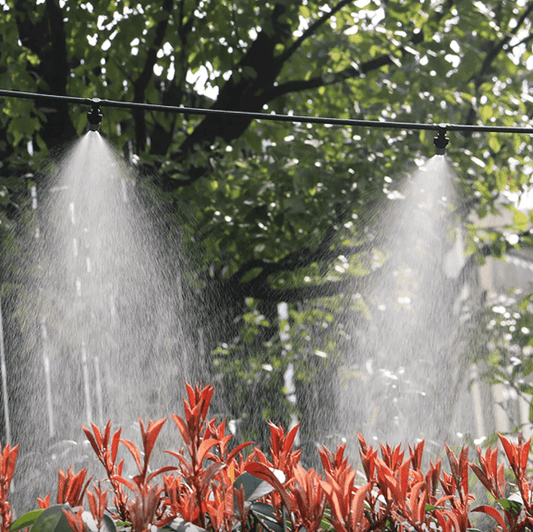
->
<box><xmin>1</xmin><ymin>88</ymin><xmax>533</xmax><ymax>137</ymax></box>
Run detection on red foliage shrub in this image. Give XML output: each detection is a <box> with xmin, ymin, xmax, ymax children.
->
<box><xmin>5</xmin><ymin>383</ymin><xmax>533</xmax><ymax>532</ymax></box>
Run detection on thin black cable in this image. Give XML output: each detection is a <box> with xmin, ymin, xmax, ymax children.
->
<box><xmin>1</xmin><ymin>88</ymin><xmax>533</xmax><ymax>135</ymax></box>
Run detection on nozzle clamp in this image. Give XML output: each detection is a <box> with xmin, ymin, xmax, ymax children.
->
<box><xmin>433</xmin><ymin>124</ymin><xmax>449</xmax><ymax>155</ymax></box>
<box><xmin>87</xmin><ymin>98</ymin><xmax>103</xmax><ymax>131</ymax></box>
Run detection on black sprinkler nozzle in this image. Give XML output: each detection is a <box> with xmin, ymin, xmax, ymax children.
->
<box><xmin>433</xmin><ymin>124</ymin><xmax>449</xmax><ymax>155</ymax></box>
<box><xmin>87</xmin><ymin>99</ymin><xmax>103</xmax><ymax>131</ymax></box>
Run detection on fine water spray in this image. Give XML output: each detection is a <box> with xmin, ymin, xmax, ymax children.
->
<box><xmin>1</xmin><ymin>87</ymin><xmax>533</xmax><ymax>452</ymax></box>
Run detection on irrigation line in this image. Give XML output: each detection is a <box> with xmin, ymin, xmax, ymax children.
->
<box><xmin>1</xmin><ymin>88</ymin><xmax>533</xmax><ymax>135</ymax></box>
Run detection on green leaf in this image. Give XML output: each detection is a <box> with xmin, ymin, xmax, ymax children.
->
<box><xmin>112</xmin><ymin>520</ymin><xmax>131</xmax><ymax>528</ymax></box>
<box><xmin>250</xmin><ymin>502</ymin><xmax>284</xmax><ymax>532</ymax></box>
<box><xmin>509</xmin><ymin>206</ymin><xmax>528</xmax><ymax>232</ymax></box>
<box><xmin>496</xmin><ymin>498</ymin><xmax>523</xmax><ymax>517</ymax></box>
<box><xmin>7</xmin><ymin>116</ymin><xmax>40</xmax><ymax>146</ymax></box>
<box><xmin>81</xmin><ymin>512</ymin><xmax>116</xmax><ymax>532</ymax></box>
<box><xmin>495</xmin><ymin>171</ymin><xmax>507</xmax><ymax>191</ymax></box>
<box><xmin>479</xmin><ymin>105</ymin><xmax>494</xmax><ymax>123</ymax></box>
<box><xmin>30</xmin><ymin>505</ymin><xmax>75</xmax><ymax>532</ymax></box>
<box><xmin>10</xmin><ymin>509</ymin><xmax>46</xmax><ymax>531</ymax></box>
<box><xmin>425</xmin><ymin>504</ymin><xmax>445</xmax><ymax>512</ymax></box>
<box><xmin>488</xmin><ymin>134</ymin><xmax>501</xmax><ymax>153</ymax></box>
<box><xmin>233</xmin><ymin>471</ymin><xmax>276</xmax><ymax>511</ymax></box>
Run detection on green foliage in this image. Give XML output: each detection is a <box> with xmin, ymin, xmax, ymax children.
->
<box><xmin>26</xmin><ymin>506</ymin><xmax>75</xmax><ymax>532</ymax></box>
<box><xmin>9</xmin><ymin>508</ymin><xmax>46</xmax><ymax>532</ymax></box>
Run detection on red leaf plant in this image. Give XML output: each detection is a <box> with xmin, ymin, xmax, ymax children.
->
<box><xmin>12</xmin><ymin>383</ymin><xmax>533</xmax><ymax>532</ymax></box>
<box><xmin>126</xmin><ymin>484</ymin><xmax>164</xmax><ymax>532</ymax></box>
<box><xmin>86</xmin><ymin>482</ymin><xmax>109</xmax><ymax>531</ymax></box>
<box><xmin>62</xmin><ymin>507</ymin><xmax>86</xmax><ymax>532</ymax></box>
<box><xmin>329</xmin><ymin>435</ymin><xmax>475</xmax><ymax>532</ymax></box>
<box><xmin>438</xmin><ymin>444</ymin><xmax>474</xmax><ymax>532</ymax></box>
<box><xmin>57</xmin><ymin>466</ymin><xmax>92</xmax><ymax>507</ymax></box>
<box><xmin>204</xmin><ymin>473</ymin><xmax>235</xmax><ymax>532</ymax></box>
<box><xmin>0</xmin><ymin>441</ymin><xmax>18</xmax><ymax>532</ymax></box>
<box><xmin>287</xmin><ymin>465</ymin><xmax>327</xmax><ymax>532</ymax></box>
<box><xmin>166</xmin><ymin>383</ymin><xmax>224</xmax><ymax>529</ymax></box>
<box><xmin>320</xmin><ymin>443</ymin><xmax>372</xmax><ymax>532</ymax></box>
<box><xmin>162</xmin><ymin>383</ymin><xmax>265</xmax><ymax>531</ymax></box>
<box><xmin>36</xmin><ymin>493</ymin><xmax>50</xmax><ymax>509</ymax></box>
<box><xmin>161</xmin><ymin>472</ymin><xmax>201</xmax><ymax>524</ymax></box>
<box><xmin>267</xmin><ymin>421</ymin><xmax>302</xmax><ymax>478</ymax></box>
<box><xmin>38</xmin><ymin>465</ymin><xmax>93</xmax><ymax>510</ymax></box>
<box><xmin>82</xmin><ymin>420</ymin><xmax>129</xmax><ymax>520</ymax></box>
<box><xmin>239</xmin><ymin>422</ymin><xmax>302</xmax><ymax>525</ymax></box>
<box><xmin>119</xmin><ymin>417</ymin><xmax>176</xmax><ymax>489</ymax></box>
<box><xmin>472</xmin><ymin>433</ymin><xmax>533</xmax><ymax>532</ymax></box>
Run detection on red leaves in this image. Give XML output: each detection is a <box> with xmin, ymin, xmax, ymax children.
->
<box><xmin>290</xmin><ymin>466</ymin><xmax>327</xmax><ymax>532</ymax></box>
<box><xmin>500</xmin><ymin>432</ymin><xmax>531</xmax><ymax>478</ymax></box>
<box><xmin>162</xmin><ymin>473</ymin><xmax>201</xmax><ymax>525</ymax></box>
<box><xmin>170</xmin><ymin>384</ymin><xmax>217</xmax><ymax>475</ymax></box>
<box><xmin>0</xmin><ymin>442</ymin><xmax>18</xmax><ymax>532</ymax></box>
<box><xmin>0</xmin><ymin>442</ymin><xmax>18</xmax><ymax>496</ymax></box>
<box><xmin>82</xmin><ymin>415</ymin><xmax>175</xmax><ymax>523</ymax></box>
<box><xmin>471</xmin><ymin>443</ymin><xmax>506</xmax><ymax>499</ymax></box>
<box><xmin>82</xmin><ymin>421</ymin><xmax>129</xmax><ymax>521</ymax></box>
<box><xmin>472</xmin><ymin>504</ymin><xmax>510</xmax><ymax>532</ymax></box>
<box><xmin>86</xmin><ymin>483</ymin><xmax>108</xmax><ymax>532</ymax></box>
<box><xmin>268</xmin><ymin>421</ymin><xmax>302</xmax><ymax>476</ymax></box>
<box><xmin>56</xmin><ymin>466</ymin><xmax>92</xmax><ymax>507</ymax></box>
<box><xmin>499</xmin><ymin>432</ymin><xmax>531</xmax><ymax>507</ymax></box>
<box><xmin>167</xmin><ymin>383</ymin><xmax>237</xmax><ymax>529</ymax></box>
<box><xmin>11</xmin><ymin>383</ymin><xmax>533</xmax><ymax>532</ymax></box>
<box><xmin>82</xmin><ymin>421</ymin><xmax>121</xmax><ymax>474</ymax></box>
<box><xmin>62</xmin><ymin>507</ymin><xmax>86</xmax><ymax>532</ymax></box>
<box><xmin>444</xmin><ymin>443</ymin><xmax>470</xmax><ymax>504</ymax></box>
<box><xmin>178</xmin><ymin>383</ymin><xmax>214</xmax><ymax>446</ymax></box>
<box><xmin>37</xmin><ymin>494</ymin><xmax>50</xmax><ymax>509</ymax></box>
<box><xmin>127</xmin><ymin>484</ymin><xmax>164</xmax><ymax>532</ymax></box>
<box><xmin>321</xmin><ymin>457</ymin><xmax>370</xmax><ymax>532</ymax></box>
<box><xmin>472</xmin><ymin>433</ymin><xmax>533</xmax><ymax>532</ymax></box>
<box><xmin>121</xmin><ymin>417</ymin><xmax>175</xmax><ymax>488</ymax></box>
<box><xmin>185</xmin><ymin>382</ymin><xmax>214</xmax><ymax>423</ymax></box>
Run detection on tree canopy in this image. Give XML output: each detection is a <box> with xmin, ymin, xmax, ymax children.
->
<box><xmin>2</xmin><ymin>0</ymin><xmax>533</xmax><ymax>446</ymax></box>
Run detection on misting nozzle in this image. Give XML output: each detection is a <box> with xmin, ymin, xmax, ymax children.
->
<box><xmin>87</xmin><ymin>98</ymin><xmax>103</xmax><ymax>131</ymax></box>
<box><xmin>433</xmin><ymin>124</ymin><xmax>449</xmax><ymax>155</ymax></box>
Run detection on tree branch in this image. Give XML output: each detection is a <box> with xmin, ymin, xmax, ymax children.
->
<box><xmin>165</xmin><ymin>6</ymin><xmax>421</xmax><ymax>190</ymax></box>
<box><xmin>240</xmin><ymin>277</ymin><xmax>367</xmax><ymax>303</ymax></box>
<box><xmin>230</xmin><ymin>199</ymin><xmax>360</xmax><ymax>285</ymax></box>
<box><xmin>279</xmin><ymin>0</ymin><xmax>355</xmax><ymax>64</ymax></box>
<box><xmin>230</xmin><ymin>244</ymin><xmax>367</xmax><ymax>284</ymax></box>
<box><xmin>45</xmin><ymin>0</ymin><xmax>69</xmax><ymax>92</ymax></box>
<box><xmin>149</xmin><ymin>0</ymin><xmax>202</xmax><ymax>157</ymax></box>
<box><xmin>509</xmin><ymin>32</ymin><xmax>533</xmax><ymax>51</ymax></box>
<box><xmin>13</xmin><ymin>0</ymin><xmax>76</xmax><ymax>147</ymax></box>
<box><xmin>460</xmin><ymin>243</ymin><xmax>497</xmax><ymax>280</ymax></box>
<box><xmin>265</xmin><ymin>29</ymin><xmax>424</xmax><ymax>101</ymax></box>
<box><xmin>465</xmin><ymin>0</ymin><xmax>533</xmax><ymax>126</ymax></box>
